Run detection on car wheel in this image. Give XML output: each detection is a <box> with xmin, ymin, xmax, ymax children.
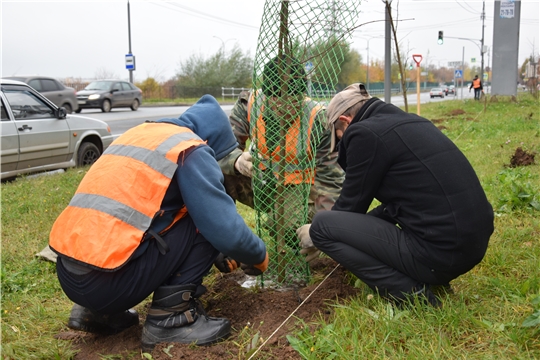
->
<box><xmin>130</xmin><ymin>99</ymin><xmax>140</xmax><ymax>111</ymax></box>
<box><xmin>75</xmin><ymin>108</ymin><xmax>82</xmax><ymax>113</ymax></box>
<box><xmin>101</xmin><ymin>99</ymin><xmax>111</xmax><ymax>113</ymax></box>
<box><xmin>62</xmin><ymin>103</ymin><xmax>73</xmax><ymax>114</ymax></box>
<box><xmin>77</xmin><ymin>142</ymin><xmax>101</xmax><ymax>166</ymax></box>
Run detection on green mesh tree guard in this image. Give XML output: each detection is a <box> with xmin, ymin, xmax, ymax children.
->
<box><xmin>250</xmin><ymin>0</ymin><xmax>361</xmax><ymax>287</ymax></box>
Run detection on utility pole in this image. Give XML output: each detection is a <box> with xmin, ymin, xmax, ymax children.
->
<box><xmin>480</xmin><ymin>0</ymin><xmax>485</xmax><ymax>85</ymax></box>
<box><xmin>384</xmin><ymin>1</ymin><xmax>392</xmax><ymax>103</ymax></box>
<box><xmin>127</xmin><ymin>0</ymin><xmax>134</xmax><ymax>83</ymax></box>
<box><xmin>366</xmin><ymin>40</ymin><xmax>370</xmax><ymax>91</ymax></box>
<box><xmin>461</xmin><ymin>46</ymin><xmax>465</xmax><ymax>100</ymax></box>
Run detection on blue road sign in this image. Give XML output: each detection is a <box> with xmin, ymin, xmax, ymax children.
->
<box><xmin>125</xmin><ymin>54</ymin><xmax>135</xmax><ymax>70</ymax></box>
<box><xmin>305</xmin><ymin>61</ymin><xmax>314</xmax><ymax>73</ymax></box>
<box><xmin>454</xmin><ymin>69</ymin><xmax>463</xmax><ymax>78</ymax></box>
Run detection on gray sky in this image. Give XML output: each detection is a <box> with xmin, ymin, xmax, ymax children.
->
<box><xmin>1</xmin><ymin>0</ymin><xmax>538</xmax><ymax>82</ymax></box>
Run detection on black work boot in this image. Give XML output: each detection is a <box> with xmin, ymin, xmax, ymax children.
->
<box><xmin>391</xmin><ymin>284</ymin><xmax>442</xmax><ymax>308</ymax></box>
<box><xmin>67</xmin><ymin>304</ymin><xmax>139</xmax><ymax>334</ymax></box>
<box><xmin>141</xmin><ymin>284</ymin><xmax>231</xmax><ymax>351</ymax></box>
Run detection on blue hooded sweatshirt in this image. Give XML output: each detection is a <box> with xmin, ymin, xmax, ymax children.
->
<box><xmin>152</xmin><ymin>95</ymin><xmax>266</xmax><ymax>265</ymax></box>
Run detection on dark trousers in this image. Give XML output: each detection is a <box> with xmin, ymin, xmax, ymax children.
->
<box><xmin>474</xmin><ymin>88</ymin><xmax>482</xmax><ymax>100</ymax></box>
<box><xmin>56</xmin><ymin>215</ymin><xmax>218</xmax><ymax>314</ymax></box>
<box><xmin>310</xmin><ymin>211</ymin><xmax>460</xmax><ymax>299</ymax></box>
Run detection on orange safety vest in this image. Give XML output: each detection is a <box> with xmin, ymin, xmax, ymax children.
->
<box><xmin>49</xmin><ymin>122</ymin><xmax>205</xmax><ymax>271</ymax></box>
<box><xmin>247</xmin><ymin>92</ymin><xmax>323</xmax><ymax>185</ymax></box>
<box><xmin>473</xmin><ymin>78</ymin><xmax>481</xmax><ymax>89</ymax></box>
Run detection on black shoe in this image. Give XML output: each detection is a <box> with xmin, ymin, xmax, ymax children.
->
<box><xmin>422</xmin><ymin>287</ymin><xmax>442</xmax><ymax>308</ymax></box>
<box><xmin>430</xmin><ymin>283</ymin><xmax>454</xmax><ymax>296</ymax></box>
<box><xmin>67</xmin><ymin>304</ymin><xmax>139</xmax><ymax>335</ymax></box>
<box><xmin>390</xmin><ymin>285</ymin><xmax>442</xmax><ymax>309</ymax></box>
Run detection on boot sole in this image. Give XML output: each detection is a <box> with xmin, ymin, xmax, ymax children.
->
<box><xmin>68</xmin><ymin>319</ymin><xmax>137</xmax><ymax>335</ymax></box>
<box><xmin>140</xmin><ymin>324</ymin><xmax>231</xmax><ymax>352</ymax></box>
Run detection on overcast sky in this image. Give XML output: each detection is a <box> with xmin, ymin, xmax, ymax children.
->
<box><xmin>1</xmin><ymin>0</ymin><xmax>538</xmax><ymax>82</ymax></box>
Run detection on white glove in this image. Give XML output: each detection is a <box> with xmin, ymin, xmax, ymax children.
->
<box><xmin>234</xmin><ymin>152</ymin><xmax>253</xmax><ymax>178</ymax></box>
<box><xmin>296</xmin><ymin>224</ymin><xmax>321</xmax><ymax>263</ymax></box>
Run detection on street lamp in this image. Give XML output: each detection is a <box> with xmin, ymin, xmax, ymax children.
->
<box><xmin>213</xmin><ymin>36</ymin><xmax>236</xmax><ymax>54</ymax></box>
<box><xmin>358</xmin><ymin>36</ymin><xmax>384</xmax><ymax>92</ymax></box>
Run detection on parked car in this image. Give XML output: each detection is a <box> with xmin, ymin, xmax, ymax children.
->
<box><xmin>1</xmin><ymin>79</ymin><xmax>114</xmax><ymax>181</ymax></box>
<box><xmin>447</xmin><ymin>85</ymin><xmax>456</xmax><ymax>95</ymax></box>
<box><xmin>76</xmin><ymin>80</ymin><xmax>142</xmax><ymax>113</ymax></box>
<box><xmin>430</xmin><ymin>88</ymin><xmax>445</xmax><ymax>98</ymax></box>
<box><xmin>4</xmin><ymin>75</ymin><xmax>79</xmax><ymax>114</ymax></box>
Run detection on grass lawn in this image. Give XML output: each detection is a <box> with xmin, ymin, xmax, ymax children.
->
<box><xmin>1</xmin><ymin>94</ymin><xmax>539</xmax><ymax>359</ymax></box>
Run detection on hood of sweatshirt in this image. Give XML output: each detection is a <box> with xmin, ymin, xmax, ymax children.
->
<box><xmin>156</xmin><ymin>95</ymin><xmax>238</xmax><ymax>160</ymax></box>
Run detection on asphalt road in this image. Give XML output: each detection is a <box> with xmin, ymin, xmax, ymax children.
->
<box><xmin>83</xmin><ymin>87</ymin><xmax>475</xmax><ymax>137</ymax></box>
<box><xmin>79</xmin><ymin>105</ymin><xmax>234</xmax><ymax>136</ymax></box>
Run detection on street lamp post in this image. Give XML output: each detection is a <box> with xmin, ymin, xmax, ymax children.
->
<box><xmin>359</xmin><ymin>36</ymin><xmax>384</xmax><ymax>91</ymax></box>
<box><xmin>480</xmin><ymin>0</ymin><xmax>485</xmax><ymax>85</ymax></box>
<box><xmin>213</xmin><ymin>36</ymin><xmax>236</xmax><ymax>54</ymax></box>
<box><xmin>127</xmin><ymin>0</ymin><xmax>133</xmax><ymax>83</ymax></box>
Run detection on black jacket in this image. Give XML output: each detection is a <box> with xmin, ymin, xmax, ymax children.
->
<box><xmin>334</xmin><ymin>98</ymin><xmax>493</xmax><ymax>272</ymax></box>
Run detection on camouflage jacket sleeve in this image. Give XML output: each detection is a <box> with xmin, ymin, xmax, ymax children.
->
<box><xmin>310</xmin><ymin>109</ymin><xmax>345</xmax><ymax>213</ymax></box>
<box><xmin>218</xmin><ymin>91</ymin><xmax>251</xmax><ymax>175</ymax></box>
<box><xmin>228</xmin><ymin>90</ymin><xmax>251</xmax><ymax>151</ymax></box>
<box><xmin>218</xmin><ymin>148</ymin><xmax>243</xmax><ymax>176</ymax></box>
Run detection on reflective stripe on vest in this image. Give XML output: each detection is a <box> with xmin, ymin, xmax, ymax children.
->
<box><xmin>49</xmin><ymin>122</ymin><xmax>205</xmax><ymax>270</ymax></box>
<box><xmin>247</xmin><ymin>92</ymin><xmax>323</xmax><ymax>185</ymax></box>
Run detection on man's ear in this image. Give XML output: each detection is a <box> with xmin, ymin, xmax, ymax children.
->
<box><xmin>338</xmin><ymin>114</ymin><xmax>353</xmax><ymax>124</ymax></box>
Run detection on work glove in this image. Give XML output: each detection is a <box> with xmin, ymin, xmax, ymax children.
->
<box><xmin>214</xmin><ymin>253</ymin><xmax>240</xmax><ymax>273</ymax></box>
<box><xmin>241</xmin><ymin>252</ymin><xmax>269</xmax><ymax>276</ymax></box>
<box><xmin>296</xmin><ymin>224</ymin><xmax>321</xmax><ymax>263</ymax></box>
<box><xmin>234</xmin><ymin>152</ymin><xmax>253</xmax><ymax>178</ymax></box>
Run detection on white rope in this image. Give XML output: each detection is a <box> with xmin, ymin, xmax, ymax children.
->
<box><xmin>247</xmin><ymin>264</ymin><xmax>340</xmax><ymax>360</ymax></box>
<box><xmin>452</xmin><ymin>109</ymin><xmax>484</xmax><ymax>142</ymax></box>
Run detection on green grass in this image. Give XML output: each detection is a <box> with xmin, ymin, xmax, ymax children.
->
<box><xmin>1</xmin><ymin>94</ymin><xmax>539</xmax><ymax>359</ymax></box>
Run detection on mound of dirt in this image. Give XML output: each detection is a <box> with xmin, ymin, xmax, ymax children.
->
<box><xmin>57</xmin><ymin>258</ymin><xmax>360</xmax><ymax>359</ymax></box>
<box><xmin>510</xmin><ymin>147</ymin><xmax>536</xmax><ymax>167</ymax></box>
<box><xmin>449</xmin><ymin>109</ymin><xmax>466</xmax><ymax>116</ymax></box>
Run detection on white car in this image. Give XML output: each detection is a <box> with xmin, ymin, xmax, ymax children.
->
<box><xmin>430</xmin><ymin>88</ymin><xmax>445</xmax><ymax>98</ymax></box>
<box><xmin>1</xmin><ymin>79</ymin><xmax>114</xmax><ymax>181</ymax></box>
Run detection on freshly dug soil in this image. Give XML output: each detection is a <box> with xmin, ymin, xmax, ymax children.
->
<box><xmin>510</xmin><ymin>147</ymin><xmax>535</xmax><ymax>167</ymax></box>
<box><xmin>55</xmin><ymin>258</ymin><xmax>360</xmax><ymax>359</ymax></box>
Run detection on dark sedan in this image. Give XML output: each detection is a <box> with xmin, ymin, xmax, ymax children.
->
<box><xmin>76</xmin><ymin>80</ymin><xmax>142</xmax><ymax>113</ymax></box>
<box><xmin>5</xmin><ymin>76</ymin><xmax>79</xmax><ymax>114</ymax></box>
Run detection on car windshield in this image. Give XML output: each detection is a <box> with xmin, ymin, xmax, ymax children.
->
<box><xmin>84</xmin><ymin>81</ymin><xmax>113</xmax><ymax>91</ymax></box>
<box><xmin>432</xmin><ymin>88</ymin><xmax>441</xmax><ymax>91</ymax></box>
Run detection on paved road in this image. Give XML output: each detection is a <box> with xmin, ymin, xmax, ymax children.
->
<box><xmin>79</xmin><ymin>105</ymin><xmax>234</xmax><ymax>136</ymax></box>
<box><xmin>83</xmin><ymin>87</ymin><xmax>476</xmax><ymax>136</ymax></box>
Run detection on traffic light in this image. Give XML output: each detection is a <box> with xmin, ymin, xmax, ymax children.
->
<box><xmin>438</xmin><ymin>31</ymin><xmax>444</xmax><ymax>45</ymax></box>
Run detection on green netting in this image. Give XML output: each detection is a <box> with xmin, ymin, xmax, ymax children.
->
<box><xmin>250</xmin><ymin>0</ymin><xmax>361</xmax><ymax>287</ymax></box>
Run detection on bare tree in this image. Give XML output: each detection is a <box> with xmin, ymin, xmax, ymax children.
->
<box><xmin>94</xmin><ymin>67</ymin><xmax>118</xmax><ymax>80</ymax></box>
<box><xmin>384</xmin><ymin>0</ymin><xmax>409</xmax><ymax>112</ymax></box>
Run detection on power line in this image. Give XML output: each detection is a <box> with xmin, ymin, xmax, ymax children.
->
<box><xmin>456</xmin><ymin>0</ymin><xmax>478</xmax><ymax>14</ymax></box>
<box><xmin>150</xmin><ymin>2</ymin><xmax>259</xmax><ymax>31</ymax></box>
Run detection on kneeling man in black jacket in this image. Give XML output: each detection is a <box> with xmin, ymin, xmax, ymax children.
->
<box><xmin>297</xmin><ymin>83</ymin><xmax>494</xmax><ymax>307</ymax></box>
